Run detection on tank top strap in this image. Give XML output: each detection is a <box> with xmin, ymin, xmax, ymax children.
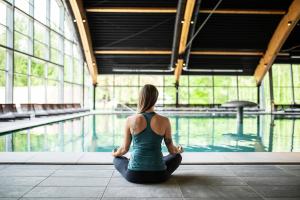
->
<box><xmin>142</xmin><ymin>112</ymin><xmax>155</xmax><ymax>129</ymax></box>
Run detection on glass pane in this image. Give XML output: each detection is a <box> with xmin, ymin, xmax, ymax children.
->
<box><xmin>30</xmin><ymin>76</ymin><xmax>45</xmax><ymax>103</ymax></box>
<box><xmin>0</xmin><ymin>70</ymin><xmax>5</xmax><ymax>103</ymax></box>
<box><xmin>0</xmin><ymin>26</ymin><xmax>6</xmax><ymax>46</ymax></box>
<box><xmin>238</xmin><ymin>76</ymin><xmax>256</xmax><ymax>87</ymax></box>
<box><xmin>64</xmin><ymin>14</ymin><xmax>73</xmax><ymax>40</ymax></box>
<box><xmin>189</xmin><ymin>76</ymin><xmax>213</xmax><ymax>86</ymax></box>
<box><xmin>214</xmin><ymin>76</ymin><xmax>237</xmax><ymax>87</ymax></box>
<box><xmin>50</xmin><ymin>31</ymin><xmax>62</xmax><ymax>50</ymax></box>
<box><xmin>98</xmin><ymin>75</ymin><xmax>113</xmax><ymax>86</ymax></box>
<box><xmin>64</xmin><ymin>40</ymin><xmax>72</xmax><ymax>55</ymax></box>
<box><xmin>34</xmin><ymin>0</ymin><xmax>47</xmax><ymax>24</ymax></box>
<box><xmin>180</xmin><ymin>76</ymin><xmax>188</xmax><ymax>86</ymax></box>
<box><xmin>14</xmin><ymin>74</ymin><xmax>28</xmax><ymax>104</ymax></box>
<box><xmin>47</xmin><ymin>80</ymin><xmax>60</xmax><ymax>103</ymax></box>
<box><xmin>0</xmin><ymin>1</ymin><xmax>6</xmax><ymax>26</ymax></box>
<box><xmin>164</xmin><ymin>75</ymin><xmax>174</xmax><ymax>86</ymax></box>
<box><xmin>189</xmin><ymin>87</ymin><xmax>213</xmax><ymax>104</ymax></box>
<box><xmin>31</xmin><ymin>58</ymin><xmax>45</xmax><ymax>77</ymax></box>
<box><xmin>73</xmin><ymin>58</ymin><xmax>83</xmax><ymax>84</ymax></box>
<box><xmin>50</xmin><ymin>0</ymin><xmax>61</xmax><ymax>32</ymax></box>
<box><xmin>273</xmin><ymin>64</ymin><xmax>292</xmax><ymax>87</ymax></box>
<box><xmin>139</xmin><ymin>75</ymin><xmax>163</xmax><ymax>86</ymax></box>
<box><xmin>179</xmin><ymin>87</ymin><xmax>188</xmax><ymax>104</ymax></box>
<box><xmin>51</xmin><ymin>48</ymin><xmax>62</xmax><ymax>64</ymax></box>
<box><xmin>96</xmin><ymin>86</ymin><xmax>113</xmax><ymax>109</ymax></box>
<box><xmin>214</xmin><ymin>87</ymin><xmax>237</xmax><ymax>104</ymax></box>
<box><xmin>64</xmin><ymin>82</ymin><xmax>72</xmax><ymax>103</ymax></box>
<box><xmin>274</xmin><ymin>86</ymin><xmax>293</xmax><ymax>104</ymax></box>
<box><xmin>15</xmin><ymin>0</ymin><xmax>32</xmax><ymax>15</ymax></box>
<box><xmin>295</xmin><ymin>87</ymin><xmax>300</xmax><ymax>104</ymax></box>
<box><xmin>14</xmin><ymin>52</ymin><xmax>28</xmax><ymax>74</ymax></box>
<box><xmin>73</xmin><ymin>84</ymin><xmax>83</xmax><ymax>104</ymax></box>
<box><xmin>34</xmin><ymin>22</ymin><xmax>48</xmax><ymax>43</ymax></box>
<box><xmin>293</xmin><ymin>64</ymin><xmax>300</xmax><ymax>87</ymax></box>
<box><xmin>14</xmin><ymin>11</ymin><xmax>30</xmax><ymax>34</ymax></box>
<box><xmin>114</xmin><ymin>87</ymin><xmax>139</xmax><ymax>104</ymax></box>
<box><xmin>34</xmin><ymin>41</ymin><xmax>48</xmax><ymax>59</ymax></box>
<box><xmin>64</xmin><ymin>55</ymin><xmax>72</xmax><ymax>82</ymax></box>
<box><xmin>0</xmin><ymin>47</ymin><xmax>6</xmax><ymax>70</ymax></box>
<box><xmin>114</xmin><ymin>75</ymin><xmax>138</xmax><ymax>86</ymax></box>
<box><xmin>14</xmin><ymin>32</ymin><xmax>30</xmax><ymax>54</ymax></box>
<box><xmin>164</xmin><ymin>87</ymin><xmax>176</xmax><ymax>104</ymax></box>
<box><xmin>48</xmin><ymin>64</ymin><xmax>59</xmax><ymax>80</ymax></box>
<box><xmin>239</xmin><ymin>87</ymin><xmax>257</xmax><ymax>102</ymax></box>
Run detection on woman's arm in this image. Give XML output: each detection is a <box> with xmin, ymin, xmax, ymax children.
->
<box><xmin>112</xmin><ymin>117</ymin><xmax>132</xmax><ymax>157</ymax></box>
<box><xmin>164</xmin><ymin>118</ymin><xmax>183</xmax><ymax>154</ymax></box>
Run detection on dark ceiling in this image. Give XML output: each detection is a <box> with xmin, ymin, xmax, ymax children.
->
<box><xmin>82</xmin><ymin>0</ymin><xmax>299</xmax><ymax>75</ymax></box>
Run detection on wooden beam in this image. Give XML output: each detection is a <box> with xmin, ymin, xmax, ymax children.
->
<box><xmin>94</xmin><ymin>50</ymin><xmax>172</xmax><ymax>55</ymax></box>
<box><xmin>86</xmin><ymin>7</ymin><xmax>286</xmax><ymax>15</ymax></box>
<box><xmin>86</xmin><ymin>7</ymin><xmax>177</xmax><ymax>13</ymax></box>
<box><xmin>200</xmin><ymin>9</ymin><xmax>286</xmax><ymax>15</ymax></box>
<box><xmin>191</xmin><ymin>51</ymin><xmax>263</xmax><ymax>56</ymax></box>
<box><xmin>175</xmin><ymin>0</ymin><xmax>196</xmax><ymax>83</ymax></box>
<box><xmin>69</xmin><ymin>0</ymin><xmax>98</xmax><ymax>84</ymax></box>
<box><xmin>94</xmin><ymin>50</ymin><xmax>292</xmax><ymax>56</ymax></box>
<box><xmin>254</xmin><ymin>0</ymin><xmax>300</xmax><ymax>85</ymax></box>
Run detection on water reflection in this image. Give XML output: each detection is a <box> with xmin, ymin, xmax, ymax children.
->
<box><xmin>0</xmin><ymin>114</ymin><xmax>299</xmax><ymax>152</ymax></box>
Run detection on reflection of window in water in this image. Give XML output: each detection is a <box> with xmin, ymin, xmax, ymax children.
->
<box><xmin>0</xmin><ymin>116</ymin><xmax>299</xmax><ymax>153</ymax></box>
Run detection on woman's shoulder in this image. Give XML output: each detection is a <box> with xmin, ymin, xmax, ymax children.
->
<box><xmin>153</xmin><ymin>113</ymin><xmax>169</xmax><ymax>123</ymax></box>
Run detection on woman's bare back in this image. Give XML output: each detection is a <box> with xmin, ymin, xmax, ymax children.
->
<box><xmin>127</xmin><ymin>113</ymin><xmax>168</xmax><ymax>136</ymax></box>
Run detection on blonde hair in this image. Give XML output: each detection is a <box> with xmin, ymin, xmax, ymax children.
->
<box><xmin>138</xmin><ymin>84</ymin><xmax>158</xmax><ymax>113</ymax></box>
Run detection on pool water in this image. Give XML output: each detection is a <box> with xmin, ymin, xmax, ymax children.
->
<box><xmin>0</xmin><ymin>114</ymin><xmax>299</xmax><ymax>152</ymax></box>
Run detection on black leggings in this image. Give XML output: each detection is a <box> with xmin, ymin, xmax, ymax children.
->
<box><xmin>113</xmin><ymin>153</ymin><xmax>182</xmax><ymax>183</ymax></box>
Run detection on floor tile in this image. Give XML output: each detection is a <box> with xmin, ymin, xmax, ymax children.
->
<box><xmin>6</xmin><ymin>165</ymin><xmax>62</xmax><ymax>170</ymax></box>
<box><xmin>0</xmin><ymin>169</ymin><xmax>55</xmax><ymax>177</ymax></box>
<box><xmin>101</xmin><ymin>198</ymin><xmax>183</xmax><ymax>200</ymax></box>
<box><xmin>51</xmin><ymin>169</ymin><xmax>113</xmax><ymax>177</ymax></box>
<box><xmin>21</xmin><ymin>198</ymin><xmax>97</xmax><ymax>200</ymax></box>
<box><xmin>39</xmin><ymin>177</ymin><xmax>110</xmax><ymax>187</ymax></box>
<box><xmin>173</xmin><ymin>169</ymin><xmax>236</xmax><ymax>177</ymax></box>
<box><xmin>176</xmin><ymin>176</ymin><xmax>247</xmax><ymax>186</ymax></box>
<box><xmin>108</xmin><ymin>177</ymin><xmax>177</xmax><ymax>187</ymax></box>
<box><xmin>232</xmin><ymin>169</ymin><xmax>292</xmax><ymax>177</ymax></box>
<box><xmin>180</xmin><ymin>185</ymin><xmax>260</xmax><ymax>198</ymax></box>
<box><xmin>0</xmin><ymin>186</ymin><xmax>32</xmax><ymax>198</ymax></box>
<box><xmin>60</xmin><ymin>165</ymin><xmax>114</xmax><ymax>170</ymax></box>
<box><xmin>251</xmin><ymin>186</ymin><xmax>300</xmax><ymax>198</ymax></box>
<box><xmin>242</xmin><ymin>176</ymin><xmax>300</xmax><ymax>186</ymax></box>
<box><xmin>103</xmin><ymin>186</ymin><xmax>182</xmax><ymax>198</ymax></box>
<box><xmin>0</xmin><ymin>177</ymin><xmax>46</xmax><ymax>186</ymax></box>
<box><xmin>27</xmin><ymin>153</ymin><xmax>83</xmax><ymax>164</ymax></box>
<box><xmin>24</xmin><ymin>187</ymin><xmax>105</xmax><ymax>198</ymax></box>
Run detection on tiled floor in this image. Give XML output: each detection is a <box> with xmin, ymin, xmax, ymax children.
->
<box><xmin>0</xmin><ymin>164</ymin><xmax>300</xmax><ymax>199</ymax></box>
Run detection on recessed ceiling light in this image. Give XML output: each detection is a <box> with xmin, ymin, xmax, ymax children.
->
<box><xmin>73</xmin><ymin>19</ymin><xmax>77</xmax><ymax>23</ymax></box>
<box><xmin>288</xmin><ymin>21</ymin><xmax>292</xmax><ymax>26</ymax></box>
<box><xmin>82</xmin><ymin>19</ymin><xmax>86</xmax><ymax>23</ymax></box>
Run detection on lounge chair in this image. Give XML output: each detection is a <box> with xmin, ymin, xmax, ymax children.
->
<box><xmin>1</xmin><ymin>104</ymin><xmax>30</xmax><ymax>119</ymax></box>
<box><xmin>33</xmin><ymin>104</ymin><xmax>49</xmax><ymax>117</ymax></box>
<box><xmin>0</xmin><ymin>104</ymin><xmax>16</xmax><ymax>121</ymax></box>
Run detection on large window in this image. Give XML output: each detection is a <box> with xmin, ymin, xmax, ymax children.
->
<box><xmin>0</xmin><ymin>0</ymin><xmax>92</xmax><ymax>106</ymax></box>
<box><xmin>272</xmin><ymin>64</ymin><xmax>299</xmax><ymax>105</ymax></box>
<box><xmin>96</xmin><ymin>75</ymin><xmax>258</xmax><ymax>108</ymax></box>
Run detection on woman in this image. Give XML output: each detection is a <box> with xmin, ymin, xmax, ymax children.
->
<box><xmin>112</xmin><ymin>84</ymin><xmax>183</xmax><ymax>183</ymax></box>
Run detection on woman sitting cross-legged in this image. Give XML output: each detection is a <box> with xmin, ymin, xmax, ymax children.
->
<box><xmin>112</xmin><ymin>84</ymin><xmax>183</xmax><ymax>183</ymax></box>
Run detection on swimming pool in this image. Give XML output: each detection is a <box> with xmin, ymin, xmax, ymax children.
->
<box><xmin>0</xmin><ymin>114</ymin><xmax>299</xmax><ymax>152</ymax></box>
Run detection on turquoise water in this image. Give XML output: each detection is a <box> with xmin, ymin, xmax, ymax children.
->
<box><xmin>0</xmin><ymin>114</ymin><xmax>299</xmax><ymax>152</ymax></box>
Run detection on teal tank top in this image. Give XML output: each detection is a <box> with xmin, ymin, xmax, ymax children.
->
<box><xmin>128</xmin><ymin>112</ymin><xmax>166</xmax><ymax>171</ymax></box>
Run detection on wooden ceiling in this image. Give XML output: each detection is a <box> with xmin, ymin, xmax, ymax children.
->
<box><xmin>69</xmin><ymin>0</ymin><xmax>300</xmax><ymax>85</ymax></box>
